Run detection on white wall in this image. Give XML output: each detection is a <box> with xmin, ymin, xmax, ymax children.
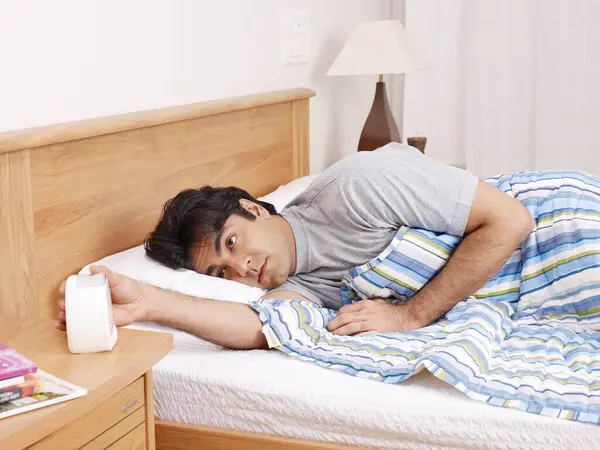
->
<box><xmin>0</xmin><ymin>0</ymin><xmax>393</xmax><ymax>173</ymax></box>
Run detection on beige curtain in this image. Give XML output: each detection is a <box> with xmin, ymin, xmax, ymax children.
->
<box><xmin>395</xmin><ymin>0</ymin><xmax>600</xmax><ymax>178</ymax></box>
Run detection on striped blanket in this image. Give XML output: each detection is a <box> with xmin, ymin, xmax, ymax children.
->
<box><xmin>251</xmin><ymin>170</ymin><xmax>600</xmax><ymax>424</ymax></box>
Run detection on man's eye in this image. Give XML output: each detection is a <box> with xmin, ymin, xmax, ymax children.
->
<box><xmin>226</xmin><ymin>235</ymin><xmax>237</xmax><ymax>249</ymax></box>
<box><xmin>217</xmin><ymin>268</ymin><xmax>226</xmax><ymax>279</ymax></box>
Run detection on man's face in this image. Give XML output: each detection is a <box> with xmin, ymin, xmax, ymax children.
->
<box><xmin>190</xmin><ymin>200</ymin><xmax>292</xmax><ymax>289</ymax></box>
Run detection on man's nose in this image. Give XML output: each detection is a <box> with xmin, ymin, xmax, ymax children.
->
<box><xmin>231</xmin><ymin>256</ymin><xmax>252</xmax><ymax>277</ymax></box>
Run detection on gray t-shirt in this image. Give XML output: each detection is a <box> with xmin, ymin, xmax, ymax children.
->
<box><xmin>273</xmin><ymin>142</ymin><xmax>479</xmax><ymax>309</ymax></box>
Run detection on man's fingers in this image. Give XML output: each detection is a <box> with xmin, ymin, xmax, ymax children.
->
<box><xmin>331</xmin><ymin>321</ymin><xmax>369</xmax><ymax>336</ymax></box>
<box><xmin>328</xmin><ymin>313</ymin><xmax>354</xmax><ymax>331</ymax></box>
<box><xmin>90</xmin><ymin>264</ymin><xmax>110</xmax><ymax>277</ymax></box>
<box><xmin>58</xmin><ymin>299</ymin><xmax>65</xmax><ymax>312</ymax></box>
<box><xmin>59</xmin><ymin>281</ymin><xmax>66</xmax><ymax>296</ymax></box>
<box><xmin>58</xmin><ymin>310</ymin><xmax>66</xmax><ymax>322</ymax></box>
<box><xmin>328</xmin><ymin>312</ymin><xmax>366</xmax><ymax>332</ymax></box>
<box><xmin>55</xmin><ymin>321</ymin><xmax>66</xmax><ymax>331</ymax></box>
<box><xmin>90</xmin><ymin>264</ymin><xmax>119</xmax><ymax>281</ymax></box>
<box><xmin>338</xmin><ymin>302</ymin><xmax>365</xmax><ymax>315</ymax></box>
<box><xmin>90</xmin><ymin>265</ymin><xmax>125</xmax><ymax>287</ymax></box>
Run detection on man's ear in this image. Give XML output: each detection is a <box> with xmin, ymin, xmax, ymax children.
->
<box><xmin>239</xmin><ymin>199</ymin><xmax>270</xmax><ymax>218</ymax></box>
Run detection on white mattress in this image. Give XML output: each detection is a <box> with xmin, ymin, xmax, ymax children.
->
<box><xmin>129</xmin><ymin>322</ymin><xmax>600</xmax><ymax>449</ymax></box>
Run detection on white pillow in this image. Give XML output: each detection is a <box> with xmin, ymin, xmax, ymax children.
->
<box><xmin>79</xmin><ymin>174</ymin><xmax>319</xmax><ymax>303</ymax></box>
<box><xmin>257</xmin><ymin>174</ymin><xmax>318</xmax><ymax>212</ymax></box>
<box><xmin>80</xmin><ymin>246</ymin><xmax>265</xmax><ymax>304</ymax></box>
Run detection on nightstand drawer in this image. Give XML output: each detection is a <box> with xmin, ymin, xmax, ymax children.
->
<box><xmin>106</xmin><ymin>423</ymin><xmax>146</xmax><ymax>449</ymax></box>
<box><xmin>31</xmin><ymin>377</ymin><xmax>145</xmax><ymax>449</ymax></box>
<box><xmin>81</xmin><ymin>408</ymin><xmax>145</xmax><ymax>450</ymax></box>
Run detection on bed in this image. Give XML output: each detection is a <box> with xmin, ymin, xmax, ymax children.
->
<box><xmin>1</xmin><ymin>88</ymin><xmax>598</xmax><ymax>449</ymax></box>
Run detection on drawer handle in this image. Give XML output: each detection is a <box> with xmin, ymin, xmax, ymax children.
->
<box><xmin>122</xmin><ymin>398</ymin><xmax>139</xmax><ymax>414</ymax></box>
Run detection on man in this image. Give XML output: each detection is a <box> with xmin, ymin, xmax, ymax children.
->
<box><xmin>57</xmin><ymin>143</ymin><xmax>534</xmax><ymax>349</ymax></box>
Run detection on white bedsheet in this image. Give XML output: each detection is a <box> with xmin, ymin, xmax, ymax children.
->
<box><xmin>129</xmin><ymin>322</ymin><xmax>599</xmax><ymax>449</ymax></box>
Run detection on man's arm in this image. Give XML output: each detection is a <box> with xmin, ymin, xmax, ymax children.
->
<box><xmin>57</xmin><ymin>266</ymin><xmax>307</xmax><ymax>350</ymax></box>
<box><xmin>142</xmin><ymin>285</ymin><xmax>310</xmax><ymax>349</ymax></box>
<box><xmin>145</xmin><ymin>286</ymin><xmax>268</xmax><ymax>349</ymax></box>
<box><xmin>145</xmin><ymin>287</ymin><xmax>307</xmax><ymax>349</ymax></box>
<box><xmin>406</xmin><ymin>180</ymin><xmax>534</xmax><ymax>328</ymax></box>
<box><xmin>328</xmin><ymin>180</ymin><xmax>534</xmax><ymax>335</ymax></box>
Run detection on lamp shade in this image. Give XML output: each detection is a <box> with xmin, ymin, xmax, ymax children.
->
<box><xmin>327</xmin><ymin>20</ymin><xmax>429</xmax><ymax>76</ymax></box>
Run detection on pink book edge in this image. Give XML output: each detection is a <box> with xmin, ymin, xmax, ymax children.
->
<box><xmin>0</xmin><ymin>343</ymin><xmax>37</xmax><ymax>381</ymax></box>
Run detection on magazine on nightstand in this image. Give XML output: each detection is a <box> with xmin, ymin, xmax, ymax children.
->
<box><xmin>0</xmin><ymin>370</ymin><xmax>87</xmax><ymax>420</ymax></box>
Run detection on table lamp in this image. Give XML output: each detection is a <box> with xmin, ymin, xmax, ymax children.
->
<box><xmin>327</xmin><ymin>20</ymin><xmax>428</xmax><ymax>152</ymax></box>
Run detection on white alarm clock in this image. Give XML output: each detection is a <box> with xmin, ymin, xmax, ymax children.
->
<box><xmin>65</xmin><ymin>274</ymin><xmax>118</xmax><ymax>354</ymax></box>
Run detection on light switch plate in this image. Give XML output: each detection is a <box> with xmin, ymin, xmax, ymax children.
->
<box><xmin>281</xmin><ymin>9</ymin><xmax>310</xmax><ymax>66</ymax></box>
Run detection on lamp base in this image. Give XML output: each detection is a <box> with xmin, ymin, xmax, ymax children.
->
<box><xmin>358</xmin><ymin>81</ymin><xmax>401</xmax><ymax>152</ymax></box>
<box><xmin>407</xmin><ymin>136</ymin><xmax>427</xmax><ymax>153</ymax></box>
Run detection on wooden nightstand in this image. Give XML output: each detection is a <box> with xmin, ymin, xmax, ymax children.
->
<box><xmin>0</xmin><ymin>318</ymin><xmax>173</xmax><ymax>449</ymax></box>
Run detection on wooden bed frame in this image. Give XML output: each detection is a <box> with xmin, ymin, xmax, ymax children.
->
<box><xmin>0</xmin><ymin>88</ymin><xmax>356</xmax><ymax>449</ymax></box>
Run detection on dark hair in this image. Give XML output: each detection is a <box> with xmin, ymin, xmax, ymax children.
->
<box><xmin>144</xmin><ymin>186</ymin><xmax>277</xmax><ymax>270</ymax></box>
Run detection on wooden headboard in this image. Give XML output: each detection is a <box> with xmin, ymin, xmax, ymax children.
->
<box><xmin>0</xmin><ymin>88</ymin><xmax>314</xmax><ymax>319</ymax></box>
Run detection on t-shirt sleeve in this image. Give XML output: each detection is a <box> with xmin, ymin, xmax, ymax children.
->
<box><xmin>267</xmin><ymin>278</ymin><xmax>324</xmax><ymax>306</ymax></box>
<box><xmin>336</xmin><ymin>144</ymin><xmax>479</xmax><ymax>236</ymax></box>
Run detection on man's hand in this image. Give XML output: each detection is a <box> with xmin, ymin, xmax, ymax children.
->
<box><xmin>57</xmin><ymin>265</ymin><xmax>149</xmax><ymax>330</ymax></box>
<box><xmin>327</xmin><ymin>299</ymin><xmax>422</xmax><ymax>336</ymax></box>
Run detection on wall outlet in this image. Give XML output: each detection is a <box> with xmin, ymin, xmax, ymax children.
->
<box><xmin>281</xmin><ymin>9</ymin><xmax>310</xmax><ymax>66</ymax></box>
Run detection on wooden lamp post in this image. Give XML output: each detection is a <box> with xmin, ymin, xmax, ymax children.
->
<box><xmin>327</xmin><ymin>20</ymin><xmax>428</xmax><ymax>152</ymax></box>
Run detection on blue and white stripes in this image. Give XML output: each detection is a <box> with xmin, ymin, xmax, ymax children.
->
<box><xmin>251</xmin><ymin>170</ymin><xmax>600</xmax><ymax>424</ymax></box>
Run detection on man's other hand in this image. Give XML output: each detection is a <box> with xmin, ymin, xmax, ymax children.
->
<box><xmin>327</xmin><ymin>299</ymin><xmax>423</xmax><ymax>336</ymax></box>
